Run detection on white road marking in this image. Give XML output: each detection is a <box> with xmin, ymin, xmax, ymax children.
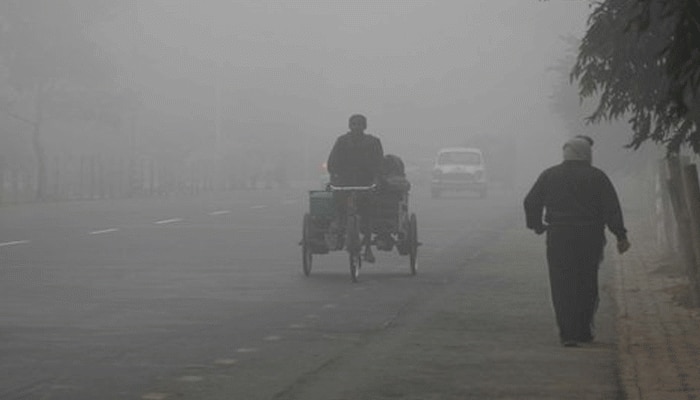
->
<box><xmin>289</xmin><ymin>323</ymin><xmax>305</xmax><ymax>329</ymax></box>
<box><xmin>236</xmin><ymin>347</ymin><xmax>258</xmax><ymax>353</ymax></box>
<box><xmin>178</xmin><ymin>375</ymin><xmax>203</xmax><ymax>383</ymax></box>
<box><xmin>141</xmin><ymin>393</ymin><xmax>168</xmax><ymax>400</ymax></box>
<box><xmin>89</xmin><ymin>228</ymin><xmax>118</xmax><ymax>235</ymax></box>
<box><xmin>49</xmin><ymin>384</ymin><xmax>80</xmax><ymax>390</ymax></box>
<box><xmin>250</xmin><ymin>205</ymin><xmax>267</xmax><ymax>209</ymax></box>
<box><xmin>0</xmin><ymin>240</ymin><xmax>29</xmax><ymax>247</ymax></box>
<box><xmin>264</xmin><ymin>335</ymin><xmax>282</xmax><ymax>341</ymax></box>
<box><xmin>208</xmin><ymin>210</ymin><xmax>231</xmax><ymax>216</ymax></box>
<box><xmin>154</xmin><ymin>218</ymin><xmax>182</xmax><ymax>225</ymax></box>
<box><xmin>214</xmin><ymin>358</ymin><xmax>237</xmax><ymax>365</ymax></box>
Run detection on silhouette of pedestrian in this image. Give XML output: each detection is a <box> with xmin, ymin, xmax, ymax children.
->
<box><xmin>524</xmin><ymin>137</ymin><xmax>631</xmax><ymax>347</ymax></box>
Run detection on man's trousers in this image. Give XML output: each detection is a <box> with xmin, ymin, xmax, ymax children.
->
<box><xmin>546</xmin><ymin>225</ymin><xmax>605</xmax><ymax>342</ymax></box>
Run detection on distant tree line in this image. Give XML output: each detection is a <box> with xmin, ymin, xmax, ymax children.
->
<box><xmin>0</xmin><ymin>1</ymin><xmax>126</xmax><ymax>201</ymax></box>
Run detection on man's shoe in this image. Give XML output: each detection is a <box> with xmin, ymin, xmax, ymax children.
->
<box><xmin>363</xmin><ymin>248</ymin><xmax>375</xmax><ymax>263</ymax></box>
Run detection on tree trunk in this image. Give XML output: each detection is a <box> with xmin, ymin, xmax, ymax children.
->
<box><xmin>667</xmin><ymin>155</ymin><xmax>700</xmax><ymax>306</ymax></box>
<box><xmin>32</xmin><ymin>83</ymin><xmax>47</xmax><ymax>202</ymax></box>
<box><xmin>32</xmin><ymin>121</ymin><xmax>46</xmax><ymax>201</ymax></box>
<box><xmin>0</xmin><ymin>154</ymin><xmax>5</xmax><ymax>204</ymax></box>
<box><xmin>681</xmin><ymin>164</ymin><xmax>700</xmax><ymax>306</ymax></box>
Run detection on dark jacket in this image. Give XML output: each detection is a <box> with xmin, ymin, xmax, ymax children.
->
<box><xmin>327</xmin><ymin>131</ymin><xmax>384</xmax><ymax>186</ymax></box>
<box><xmin>523</xmin><ymin>160</ymin><xmax>627</xmax><ymax>241</ymax></box>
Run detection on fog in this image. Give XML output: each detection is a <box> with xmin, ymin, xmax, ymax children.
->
<box><xmin>1</xmin><ymin>1</ymin><xmax>602</xmax><ymax>198</ymax></box>
<box><xmin>133</xmin><ymin>0</ymin><xmax>591</xmax><ymax>177</ymax></box>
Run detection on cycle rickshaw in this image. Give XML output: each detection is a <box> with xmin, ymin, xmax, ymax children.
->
<box><xmin>299</xmin><ymin>178</ymin><xmax>419</xmax><ymax>282</ymax></box>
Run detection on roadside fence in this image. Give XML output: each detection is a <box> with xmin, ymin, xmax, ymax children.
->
<box><xmin>0</xmin><ymin>154</ymin><xmax>277</xmax><ymax>204</ymax></box>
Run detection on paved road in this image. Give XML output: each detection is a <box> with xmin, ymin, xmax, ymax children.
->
<box><xmin>0</xmin><ymin>184</ymin><xmax>619</xmax><ymax>399</ymax></box>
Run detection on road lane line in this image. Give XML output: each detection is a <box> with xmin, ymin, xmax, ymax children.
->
<box><xmin>0</xmin><ymin>240</ymin><xmax>30</xmax><ymax>247</ymax></box>
<box><xmin>141</xmin><ymin>393</ymin><xmax>168</xmax><ymax>400</ymax></box>
<box><xmin>89</xmin><ymin>228</ymin><xmax>118</xmax><ymax>235</ymax></box>
<box><xmin>214</xmin><ymin>358</ymin><xmax>237</xmax><ymax>365</ymax></box>
<box><xmin>154</xmin><ymin>218</ymin><xmax>182</xmax><ymax>225</ymax></box>
<box><xmin>250</xmin><ymin>205</ymin><xmax>267</xmax><ymax>209</ymax></box>
<box><xmin>208</xmin><ymin>210</ymin><xmax>231</xmax><ymax>216</ymax></box>
<box><xmin>236</xmin><ymin>347</ymin><xmax>258</xmax><ymax>353</ymax></box>
<box><xmin>177</xmin><ymin>376</ymin><xmax>203</xmax><ymax>383</ymax></box>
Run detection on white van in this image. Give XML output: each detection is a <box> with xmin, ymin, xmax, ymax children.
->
<box><xmin>430</xmin><ymin>147</ymin><xmax>487</xmax><ymax>198</ymax></box>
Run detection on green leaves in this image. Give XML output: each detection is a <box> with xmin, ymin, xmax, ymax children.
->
<box><xmin>572</xmin><ymin>0</ymin><xmax>700</xmax><ymax>153</ymax></box>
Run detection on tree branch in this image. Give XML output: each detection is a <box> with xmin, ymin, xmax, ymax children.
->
<box><xmin>6</xmin><ymin>110</ymin><xmax>37</xmax><ymax>127</ymax></box>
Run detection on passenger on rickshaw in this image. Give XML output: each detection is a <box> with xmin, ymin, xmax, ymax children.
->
<box><xmin>327</xmin><ymin>114</ymin><xmax>384</xmax><ymax>263</ymax></box>
<box><xmin>372</xmin><ymin>153</ymin><xmax>411</xmax><ymax>251</ymax></box>
<box><xmin>379</xmin><ymin>154</ymin><xmax>411</xmax><ymax>192</ymax></box>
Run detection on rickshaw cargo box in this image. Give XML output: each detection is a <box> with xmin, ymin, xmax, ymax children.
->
<box><xmin>309</xmin><ymin>190</ymin><xmax>334</xmax><ymax>217</ymax></box>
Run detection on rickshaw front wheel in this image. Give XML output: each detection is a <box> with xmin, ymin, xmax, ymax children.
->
<box><xmin>346</xmin><ymin>215</ymin><xmax>362</xmax><ymax>282</ymax></box>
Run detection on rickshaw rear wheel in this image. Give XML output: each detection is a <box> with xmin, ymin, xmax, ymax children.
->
<box><xmin>408</xmin><ymin>213</ymin><xmax>418</xmax><ymax>275</ymax></box>
<box><xmin>349</xmin><ymin>251</ymin><xmax>361</xmax><ymax>283</ymax></box>
<box><xmin>302</xmin><ymin>213</ymin><xmax>313</xmax><ymax>276</ymax></box>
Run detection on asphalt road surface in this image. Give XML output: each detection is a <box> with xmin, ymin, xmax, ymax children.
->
<box><xmin>0</xmin><ymin>184</ymin><xmax>617</xmax><ymax>399</ymax></box>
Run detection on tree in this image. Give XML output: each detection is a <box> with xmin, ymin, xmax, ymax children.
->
<box><xmin>550</xmin><ymin>35</ymin><xmax>656</xmax><ymax>174</ymax></box>
<box><xmin>0</xmin><ymin>0</ymin><xmax>115</xmax><ymax>200</ymax></box>
<box><xmin>571</xmin><ymin>0</ymin><xmax>700</xmax><ymax>153</ymax></box>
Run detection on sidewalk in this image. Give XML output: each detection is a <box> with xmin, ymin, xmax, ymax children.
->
<box><xmin>614</xmin><ymin>223</ymin><xmax>700</xmax><ymax>399</ymax></box>
<box><xmin>345</xmin><ymin>219</ymin><xmax>700</xmax><ymax>400</ymax></box>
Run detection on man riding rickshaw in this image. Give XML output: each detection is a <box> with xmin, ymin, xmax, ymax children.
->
<box><xmin>300</xmin><ymin>114</ymin><xmax>418</xmax><ymax>282</ymax></box>
<box><xmin>326</xmin><ymin>114</ymin><xmax>384</xmax><ymax>263</ymax></box>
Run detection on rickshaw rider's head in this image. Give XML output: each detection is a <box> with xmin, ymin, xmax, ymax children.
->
<box><xmin>348</xmin><ymin>114</ymin><xmax>367</xmax><ymax>134</ymax></box>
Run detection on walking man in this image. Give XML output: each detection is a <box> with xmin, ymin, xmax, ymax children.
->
<box><xmin>523</xmin><ymin>137</ymin><xmax>631</xmax><ymax>347</ymax></box>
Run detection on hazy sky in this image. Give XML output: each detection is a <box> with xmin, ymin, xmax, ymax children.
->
<box><xmin>138</xmin><ymin>1</ymin><xmax>587</xmax><ymax>85</ymax></box>
<box><xmin>126</xmin><ymin>0</ymin><xmax>593</xmax><ymax>178</ymax></box>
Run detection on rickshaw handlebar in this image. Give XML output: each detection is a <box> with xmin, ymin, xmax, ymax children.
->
<box><xmin>328</xmin><ymin>184</ymin><xmax>377</xmax><ymax>192</ymax></box>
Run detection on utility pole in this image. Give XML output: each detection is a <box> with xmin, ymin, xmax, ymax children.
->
<box><xmin>127</xmin><ymin>0</ymin><xmax>143</xmax><ymax>196</ymax></box>
<box><xmin>214</xmin><ymin>59</ymin><xmax>225</xmax><ymax>190</ymax></box>
<box><xmin>215</xmin><ymin>64</ymin><xmax>222</xmax><ymax>149</ymax></box>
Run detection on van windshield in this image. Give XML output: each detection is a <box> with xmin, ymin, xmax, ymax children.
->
<box><xmin>437</xmin><ymin>151</ymin><xmax>481</xmax><ymax>166</ymax></box>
